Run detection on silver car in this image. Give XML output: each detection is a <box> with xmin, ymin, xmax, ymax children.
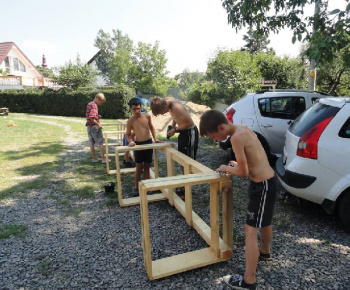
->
<box><xmin>219</xmin><ymin>89</ymin><xmax>331</xmax><ymax>161</ymax></box>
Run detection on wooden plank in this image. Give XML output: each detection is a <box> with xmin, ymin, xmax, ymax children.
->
<box><xmin>141</xmin><ymin>173</ymin><xmax>226</xmax><ymax>191</ymax></box>
<box><xmin>150</xmin><ymin>248</ymin><xmax>222</xmax><ymax>280</ymax></box>
<box><xmin>121</xmin><ymin>193</ymin><xmax>167</xmax><ymax>207</ymax></box>
<box><xmin>210</xmin><ymin>183</ymin><xmax>220</xmax><ymax>258</ymax></box>
<box><xmin>184</xmin><ymin>164</ymin><xmax>192</xmax><ymax>226</ymax></box>
<box><xmin>222</xmin><ymin>181</ymin><xmax>233</xmax><ymax>250</ymax></box>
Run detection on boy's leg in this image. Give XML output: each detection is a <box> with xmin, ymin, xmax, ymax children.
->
<box><xmin>244</xmin><ymin>224</ymin><xmax>259</xmax><ymax>285</ymax></box>
<box><xmin>260</xmin><ymin>225</ymin><xmax>273</xmax><ymax>255</ymax></box>
<box><xmin>99</xmin><ymin>144</ymin><xmax>105</xmax><ymax>161</ymax></box>
<box><xmin>90</xmin><ymin>143</ymin><xmax>97</xmax><ymax>160</ymax></box>
<box><xmin>134</xmin><ymin>163</ymin><xmax>143</xmax><ymax>188</ymax></box>
<box><xmin>143</xmin><ymin>163</ymin><xmax>151</xmax><ymax>180</ymax></box>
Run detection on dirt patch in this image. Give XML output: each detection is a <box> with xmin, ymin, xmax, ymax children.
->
<box><xmin>150</xmin><ymin>100</ymin><xmax>211</xmax><ymax>136</ymax></box>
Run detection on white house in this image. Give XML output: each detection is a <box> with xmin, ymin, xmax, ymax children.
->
<box><xmin>0</xmin><ymin>41</ymin><xmax>57</xmax><ymax>89</ymax></box>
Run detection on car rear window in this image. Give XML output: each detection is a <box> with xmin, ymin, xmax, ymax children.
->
<box><xmin>288</xmin><ymin>103</ymin><xmax>340</xmax><ymax>137</ymax></box>
<box><xmin>339</xmin><ymin>117</ymin><xmax>350</xmax><ymax>139</ymax></box>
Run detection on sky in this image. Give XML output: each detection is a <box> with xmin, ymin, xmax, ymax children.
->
<box><xmin>2</xmin><ymin>0</ymin><xmax>347</xmax><ymax>77</ymax></box>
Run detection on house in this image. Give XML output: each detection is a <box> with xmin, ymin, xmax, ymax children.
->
<box><xmin>0</xmin><ymin>41</ymin><xmax>58</xmax><ymax>89</ymax></box>
<box><xmin>87</xmin><ymin>50</ymin><xmax>107</xmax><ymax>87</ymax></box>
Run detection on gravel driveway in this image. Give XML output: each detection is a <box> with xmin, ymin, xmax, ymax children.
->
<box><xmin>1</xmin><ymin>118</ymin><xmax>349</xmax><ymax>289</ymax></box>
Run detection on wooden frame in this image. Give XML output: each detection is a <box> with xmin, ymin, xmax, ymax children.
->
<box><xmin>114</xmin><ymin>143</ymin><xmax>174</xmax><ymax>207</ymax></box>
<box><xmin>116</xmin><ymin>143</ymin><xmax>233</xmax><ymax>280</ymax></box>
<box><xmin>102</xmin><ymin>121</ymin><xmax>135</xmax><ymax>175</ymax></box>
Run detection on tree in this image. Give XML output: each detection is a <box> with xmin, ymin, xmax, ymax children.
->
<box><xmin>174</xmin><ymin>69</ymin><xmax>206</xmax><ymax>89</ymax></box>
<box><xmin>206</xmin><ymin>50</ymin><xmax>261</xmax><ymax>104</ymax></box>
<box><xmin>316</xmin><ymin>49</ymin><xmax>350</xmax><ymax>95</ymax></box>
<box><xmin>222</xmin><ymin>0</ymin><xmax>350</xmax><ymax>67</ymax></box>
<box><xmin>254</xmin><ymin>52</ymin><xmax>306</xmax><ymax>89</ymax></box>
<box><xmin>36</xmin><ymin>66</ymin><xmax>55</xmax><ymax>78</ymax></box>
<box><xmin>94</xmin><ymin>29</ymin><xmax>170</xmax><ymax>95</ymax></box>
<box><xmin>54</xmin><ymin>55</ymin><xmax>97</xmax><ymax>90</ymax></box>
<box><xmin>242</xmin><ymin>29</ymin><xmax>271</xmax><ymax>54</ymax></box>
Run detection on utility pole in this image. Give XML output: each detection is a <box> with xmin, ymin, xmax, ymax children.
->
<box><xmin>308</xmin><ymin>0</ymin><xmax>321</xmax><ymax>91</ymax></box>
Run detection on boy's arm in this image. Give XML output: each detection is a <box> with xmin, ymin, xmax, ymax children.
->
<box><xmin>148</xmin><ymin>114</ymin><xmax>162</xmax><ymax>143</ymax></box>
<box><xmin>216</xmin><ymin>135</ymin><xmax>249</xmax><ymax>177</ymax></box>
<box><xmin>125</xmin><ymin>119</ymin><xmax>135</xmax><ymax>146</ymax></box>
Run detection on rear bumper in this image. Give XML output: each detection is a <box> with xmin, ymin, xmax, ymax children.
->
<box><xmin>276</xmin><ymin>157</ymin><xmax>316</xmax><ymax>189</ymax></box>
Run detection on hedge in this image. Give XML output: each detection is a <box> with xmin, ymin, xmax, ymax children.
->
<box><xmin>0</xmin><ymin>85</ymin><xmax>135</xmax><ymax>119</ymax></box>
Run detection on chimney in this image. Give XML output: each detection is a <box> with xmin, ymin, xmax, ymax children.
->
<box><xmin>42</xmin><ymin>54</ymin><xmax>47</xmax><ymax>68</ymax></box>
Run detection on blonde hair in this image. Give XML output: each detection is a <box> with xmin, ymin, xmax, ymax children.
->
<box><xmin>95</xmin><ymin>93</ymin><xmax>105</xmax><ymax>102</ymax></box>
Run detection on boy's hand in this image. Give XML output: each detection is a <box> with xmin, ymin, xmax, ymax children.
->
<box><xmin>128</xmin><ymin>141</ymin><xmax>136</xmax><ymax>147</ymax></box>
<box><xmin>228</xmin><ymin>161</ymin><xmax>237</xmax><ymax>167</ymax></box>
<box><xmin>216</xmin><ymin>165</ymin><xmax>228</xmax><ymax>174</ymax></box>
<box><xmin>154</xmin><ymin>139</ymin><xmax>163</xmax><ymax>143</ymax></box>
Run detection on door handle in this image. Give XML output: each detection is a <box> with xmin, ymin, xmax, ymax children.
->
<box><xmin>261</xmin><ymin>124</ymin><xmax>272</xmax><ymax>128</ymax></box>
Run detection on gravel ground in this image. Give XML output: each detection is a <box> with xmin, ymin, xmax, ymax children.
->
<box><xmin>1</xmin><ymin>117</ymin><xmax>350</xmax><ymax>289</ymax></box>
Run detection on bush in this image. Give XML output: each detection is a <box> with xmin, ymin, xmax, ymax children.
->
<box><xmin>0</xmin><ymin>85</ymin><xmax>135</xmax><ymax>119</ymax></box>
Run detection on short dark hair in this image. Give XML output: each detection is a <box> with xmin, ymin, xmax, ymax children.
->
<box><xmin>128</xmin><ymin>97</ymin><xmax>141</xmax><ymax>108</ymax></box>
<box><xmin>199</xmin><ymin>110</ymin><xmax>228</xmax><ymax>136</ymax></box>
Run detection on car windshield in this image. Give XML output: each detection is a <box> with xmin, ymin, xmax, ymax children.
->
<box><xmin>289</xmin><ymin>103</ymin><xmax>340</xmax><ymax>137</ymax></box>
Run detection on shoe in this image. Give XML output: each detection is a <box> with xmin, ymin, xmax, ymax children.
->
<box><xmin>176</xmin><ymin>187</ymin><xmax>185</xmax><ymax>201</ymax></box>
<box><xmin>92</xmin><ymin>159</ymin><xmax>99</xmax><ymax>163</ymax></box>
<box><xmin>102</xmin><ymin>159</ymin><xmax>111</xmax><ymax>164</ymax></box>
<box><xmin>259</xmin><ymin>252</ymin><xmax>272</xmax><ymax>261</ymax></box>
<box><xmin>131</xmin><ymin>188</ymin><xmax>139</xmax><ymax>197</ymax></box>
<box><xmin>223</xmin><ymin>274</ymin><xmax>257</xmax><ymax>289</ymax></box>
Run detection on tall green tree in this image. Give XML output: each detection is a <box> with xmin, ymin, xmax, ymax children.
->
<box><xmin>174</xmin><ymin>69</ymin><xmax>206</xmax><ymax>89</ymax></box>
<box><xmin>36</xmin><ymin>66</ymin><xmax>55</xmax><ymax>78</ymax></box>
<box><xmin>242</xmin><ymin>29</ymin><xmax>271</xmax><ymax>54</ymax></box>
<box><xmin>54</xmin><ymin>55</ymin><xmax>97</xmax><ymax>90</ymax></box>
<box><xmin>316</xmin><ymin>49</ymin><xmax>350</xmax><ymax>95</ymax></box>
<box><xmin>206</xmin><ymin>50</ymin><xmax>261</xmax><ymax>104</ymax></box>
<box><xmin>94</xmin><ymin>29</ymin><xmax>170</xmax><ymax>95</ymax></box>
<box><xmin>222</xmin><ymin>0</ymin><xmax>350</xmax><ymax>67</ymax></box>
<box><xmin>254</xmin><ymin>52</ymin><xmax>306</xmax><ymax>89</ymax></box>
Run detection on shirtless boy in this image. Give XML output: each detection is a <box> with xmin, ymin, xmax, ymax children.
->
<box><xmin>125</xmin><ymin>98</ymin><xmax>162</xmax><ymax>196</ymax></box>
<box><xmin>150</xmin><ymin>96</ymin><xmax>199</xmax><ymax>199</ymax></box>
<box><xmin>199</xmin><ymin>110</ymin><xmax>277</xmax><ymax>290</ymax></box>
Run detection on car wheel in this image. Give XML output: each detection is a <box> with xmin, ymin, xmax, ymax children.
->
<box><xmin>337</xmin><ymin>191</ymin><xmax>350</xmax><ymax>231</ymax></box>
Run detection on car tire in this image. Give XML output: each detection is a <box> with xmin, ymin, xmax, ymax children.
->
<box><xmin>337</xmin><ymin>191</ymin><xmax>350</xmax><ymax>231</ymax></box>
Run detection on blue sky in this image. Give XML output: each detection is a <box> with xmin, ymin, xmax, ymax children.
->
<box><xmin>3</xmin><ymin>0</ymin><xmax>347</xmax><ymax>77</ymax></box>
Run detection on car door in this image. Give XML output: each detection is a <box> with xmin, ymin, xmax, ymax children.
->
<box><xmin>255</xmin><ymin>95</ymin><xmax>306</xmax><ymax>155</ymax></box>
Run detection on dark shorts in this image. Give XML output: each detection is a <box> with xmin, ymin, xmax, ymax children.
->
<box><xmin>246</xmin><ymin>174</ymin><xmax>278</xmax><ymax>228</ymax></box>
<box><xmin>134</xmin><ymin>139</ymin><xmax>153</xmax><ymax>164</ymax></box>
<box><xmin>178</xmin><ymin>125</ymin><xmax>199</xmax><ymax>160</ymax></box>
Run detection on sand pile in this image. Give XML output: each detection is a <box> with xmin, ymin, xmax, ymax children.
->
<box><xmin>149</xmin><ymin>100</ymin><xmax>211</xmax><ymax>137</ymax></box>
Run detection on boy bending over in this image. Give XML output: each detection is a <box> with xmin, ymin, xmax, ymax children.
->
<box><xmin>200</xmin><ymin>110</ymin><xmax>277</xmax><ymax>290</ymax></box>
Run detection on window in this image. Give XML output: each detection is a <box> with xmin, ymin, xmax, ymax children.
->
<box><xmin>13</xmin><ymin>58</ymin><xmax>19</xmax><ymax>71</ymax></box>
<box><xmin>19</xmin><ymin>60</ymin><xmax>26</xmax><ymax>72</ymax></box>
<box><xmin>258</xmin><ymin>97</ymin><xmax>306</xmax><ymax>119</ymax></box>
<box><xmin>339</xmin><ymin>117</ymin><xmax>350</xmax><ymax>139</ymax></box>
<box><xmin>4</xmin><ymin>57</ymin><xmax>10</xmax><ymax>72</ymax></box>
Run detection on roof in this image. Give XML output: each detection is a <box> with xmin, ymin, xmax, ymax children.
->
<box><xmin>0</xmin><ymin>42</ymin><xmax>14</xmax><ymax>65</ymax></box>
<box><xmin>87</xmin><ymin>50</ymin><xmax>102</xmax><ymax>64</ymax></box>
<box><xmin>0</xmin><ymin>42</ymin><xmax>43</xmax><ymax>77</ymax></box>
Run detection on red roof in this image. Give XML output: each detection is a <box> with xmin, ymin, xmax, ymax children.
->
<box><xmin>0</xmin><ymin>42</ymin><xmax>14</xmax><ymax>65</ymax></box>
<box><xmin>0</xmin><ymin>41</ymin><xmax>43</xmax><ymax>77</ymax></box>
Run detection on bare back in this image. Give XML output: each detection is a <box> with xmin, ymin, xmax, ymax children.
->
<box><xmin>166</xmin><ymin>97</ymin><xmax>194</xmax><ymax>129</ymax></box>
<box><xmin>231</xmin><ymin>125</ymin><xmax>274</xmax><ymax>182</ymax></box>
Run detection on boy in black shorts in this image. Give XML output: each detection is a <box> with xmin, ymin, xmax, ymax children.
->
<box><xmin>199</xmin><ymin>110</ymin><xmax>277</xmax><ymax>290</ymax></box>
<box><xmin>125</xmin><ymin>98</ymin><xmax>162</xmax><ymax>197</ymax></box>
<box><xmin>149</xmin><ymin>96</ymin><xmax>199</xmax><ymax>199</ymax></box>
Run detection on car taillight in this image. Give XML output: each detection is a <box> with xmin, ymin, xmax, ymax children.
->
<box><xmin>225</xmin><ymin>108</ymin><xmax>236</xmax><ymax>123</ymax></box>
<box><xmin>297</xmin><ymin>116</ymin><xmax>333</xmax><ymax>159</ymax></box>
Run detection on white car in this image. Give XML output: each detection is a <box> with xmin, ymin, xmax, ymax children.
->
<box><xmin>276</xmin><ymin>97</ymin><xmax>350</xmax><ymax>230</ymax></box>
<box><xmin>219</xmin><ymin>89</ymin><xmax>331</xmax><ymax>161</ymax></box>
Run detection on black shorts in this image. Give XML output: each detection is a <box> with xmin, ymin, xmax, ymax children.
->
<box><xmin>134</xmin><ymin>139</ymin><xmax>153</xmax><ymax>164</ymax></box>
<box><xmin>178</xmin><ymin>126</ymin><xmax>199</xmax><ymax>160</ymax></box>
<box><xmin>246</xmin><ymin>175</ymin><xmax>278</xmax><ymax>228</ymax></box>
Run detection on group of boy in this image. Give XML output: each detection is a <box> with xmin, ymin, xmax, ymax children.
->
<box><xmin>86</xmin><ymin>93</ymin><xmax>277</xmax><ymax>290</ymax></box>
